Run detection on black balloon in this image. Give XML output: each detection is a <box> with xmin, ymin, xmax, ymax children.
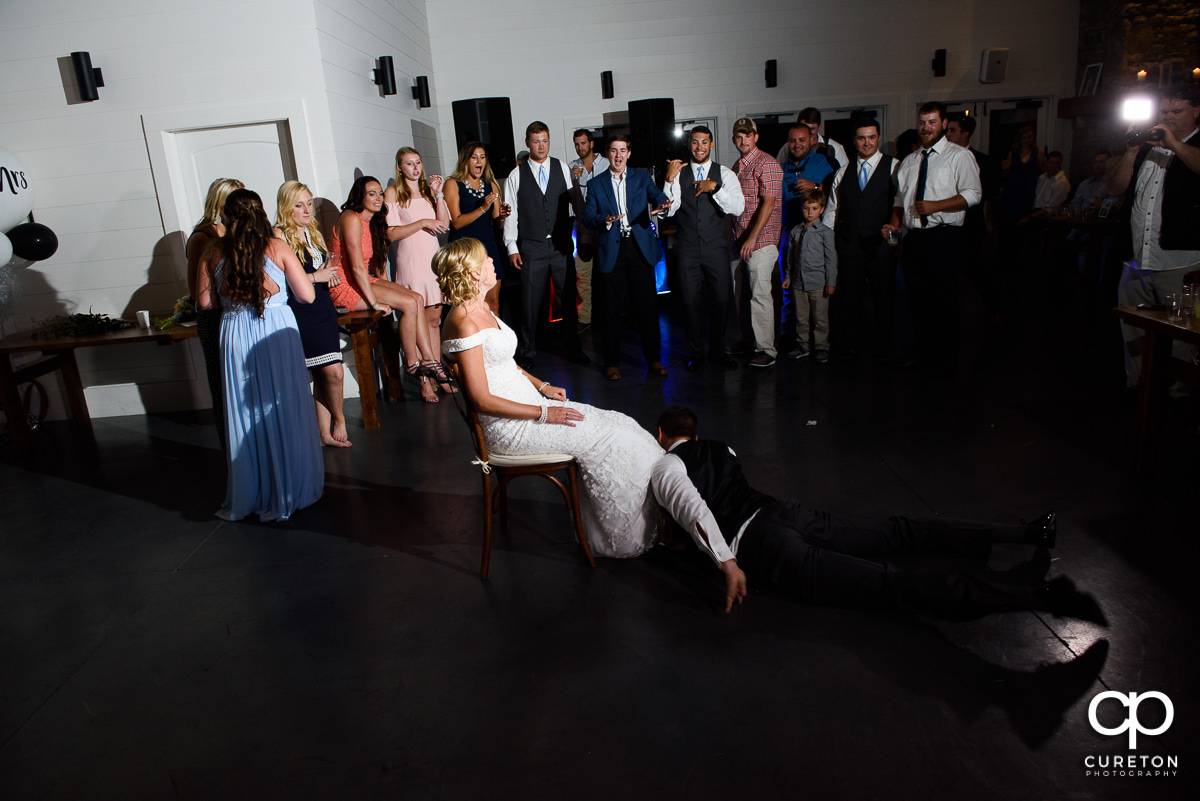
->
<box><xmin>7</xmin><ymin>222</ymin><xmax>58</xmax><ymax>261</ymax></box>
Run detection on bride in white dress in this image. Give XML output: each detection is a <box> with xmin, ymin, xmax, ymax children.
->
<box><xmin>435</xmin><ymin>238</ymin><xmax>661</xmax><ymax>557</ymax></box>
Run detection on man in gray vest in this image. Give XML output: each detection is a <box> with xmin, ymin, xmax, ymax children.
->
<box><xmin>649</xmin><ymin>405</ymin><xmax>1102</xmax><ymax>625</ymax></box>
<box><xmin>665</xmin><ymin>126</ymin><xmax>745</xmax><ymax>370</ymax></box>
<box><xmin>823</xmin><ymin>117</ymin><xmax>898</xmax><ymax>361</ymax></box>
<box><xmin>503</xmin><ymin>121</ymin><xmax>589</xmax><ymax>368</ymax></box>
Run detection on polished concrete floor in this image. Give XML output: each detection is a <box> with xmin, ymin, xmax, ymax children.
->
<box><xmin>1</xmin><ymin>283</ymin><xmax>1195</xmax><ymax>800</ymax></box>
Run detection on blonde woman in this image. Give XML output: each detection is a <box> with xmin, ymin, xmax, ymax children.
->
<box><xmin>445</xmin><ymin>141</ymin><xmax>510</xmax><ymax>313</ymax></box>
<box><xmin>436</xmin><ymin>238</ymin><xmax>661</xmax><ymax>558</ymax></box>
<box><xmin>384</xmin><ymin>147</ymin><xmax>454</xmax><ymax>397</ymax></box>
<box><xmin>186</xmin><ymin>177</ymin><xmax>244</xmax><ymax>449</ymax></box>
<box><xmin>274</xmin><ymin>180</ymin><xmax>351</xmax><ymax>447</ymax></box>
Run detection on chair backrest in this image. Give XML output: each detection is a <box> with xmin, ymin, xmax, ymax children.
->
<box><xmin>449</xmin><ymin>362</ymin><xmax>490</xmax><ymax>462</ymax></box>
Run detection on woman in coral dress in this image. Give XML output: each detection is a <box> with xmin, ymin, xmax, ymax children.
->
<box><xmin>327</xmin><ymin>175</ymin><xmax>449</xmax><ymax>398</ymax></box>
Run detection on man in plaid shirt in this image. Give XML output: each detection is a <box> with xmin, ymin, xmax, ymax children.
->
<box><xmin>731</xmin><ymin>117</ymin><xmax>784</xmax><ymax>367</ymax></box>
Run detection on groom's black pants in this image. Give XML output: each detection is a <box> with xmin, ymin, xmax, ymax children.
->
<box><xmin>733</xmin><ymin>501</ymin><xmax>1035</xmax><ymax>620</ymax></box>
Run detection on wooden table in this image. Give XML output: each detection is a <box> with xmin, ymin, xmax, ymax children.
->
<box><xmin>1112</xmin><ymin>305</ymin><xmax>1200</xmax><ymax>471</ymax></box>
<box><xmin>0</xmin><ymin>309</ymin><xmax>403</xmax><ymax>458</ymax></box>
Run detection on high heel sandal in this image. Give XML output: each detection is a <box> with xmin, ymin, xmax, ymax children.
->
<box><xmin>418</xmin><ymin>359</ymin><xmax>452</xmax><ymax>385</ymax></box>
<box><xmin>418</xmin><ymin>375</ymin><xmax>439</xmax><ymax>403</ymax></box>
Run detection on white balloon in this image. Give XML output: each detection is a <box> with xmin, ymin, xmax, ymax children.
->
<box><xmin>0</xmin><ymin>146</ymin><xmax>35</xmax><ymax>232</ymax></box>
<box><xmin>0</xmin><ymin>232</ymin><xmax>12</xmax><ymax>267</ymax></box>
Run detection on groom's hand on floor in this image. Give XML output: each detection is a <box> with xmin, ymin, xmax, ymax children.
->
<box><xmin>721</xmin><ymin>558</ymin><xmax>747</xmax><ymax>613</ymax></box>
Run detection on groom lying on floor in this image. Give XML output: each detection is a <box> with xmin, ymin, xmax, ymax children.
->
<box><xmin>648</xmin><ymin>405</ymin><xmax>1106</xmax><ymax>624</ymax></box>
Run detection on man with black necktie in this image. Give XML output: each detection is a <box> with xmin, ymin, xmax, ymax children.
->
<box><xmin>503</xmin><ymin>121</ymin><xmax>589</xmax><ymax>368</ymax></box>
<box><xmin>664</xmin><ymin>126</ymin><xmax>745</xmax><ymax>371</ymax></box>
<box><xmin>883</xmin><ymin>102</ymin><xmax>981</xmax><ymax>376</ymax></box>
<box><xmin>823</xmin><ymin>117</ymin><xmax>898</xmax><ymax>362</ymax></box>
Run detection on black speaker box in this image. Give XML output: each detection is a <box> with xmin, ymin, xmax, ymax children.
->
<box><xmin>451</xmin><ymin>97</ymin><xmax>517</xmax><ymax>182</ymax></box>
<box><xmin>627</xmin><ymin>98</ymin><xmax>677</xmax><ymax>181</ymax></box>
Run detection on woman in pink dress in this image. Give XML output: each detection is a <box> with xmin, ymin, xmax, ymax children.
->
<box><xmin>385</xmin><ymin>147</ymin><xmax>453</xmax><ymax>400</ymax></box>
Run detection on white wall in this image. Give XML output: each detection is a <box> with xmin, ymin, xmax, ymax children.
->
<box><xmin>1</xmin><ymin>0</ymin><xmax>1080</xmax><ymax>420</ymax></box>
<box><xmin>429</xmin><ymin>0</ymin><xmax>1080</xmax><ymax>166</ymax></box>
<box><xmin>0</xmin><ymin>0</ymin><xmax>441</xmax><ymax>419</ymax></box>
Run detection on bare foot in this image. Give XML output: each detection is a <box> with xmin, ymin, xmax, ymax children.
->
<box><xmin>331</xmin><ymin>421</ymin><xmax>352</xmax><ymax>447</ymax></box>
<box><xmin>438</xmin><ymin>382</ymin><xmax>458</xmax><ymax>395</ymax></box>
<box><xmin>320</xmin><ymin>434</ymin><xmax>352</xmax><ymax>448</ymax></box>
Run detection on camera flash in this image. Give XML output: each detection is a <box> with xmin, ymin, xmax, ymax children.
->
<box><xmin>1122</xmin><ymin>98</ymin><xmax>1154</xmax><ymax>122</ymax></box>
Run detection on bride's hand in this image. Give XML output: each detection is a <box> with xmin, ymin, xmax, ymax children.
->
<box><xmin>549</xmin><ymin>406</ymin><xmax>584</xmax><ymax>426</ymax></box>
<box><xmin>540</xmin><ymin>384</ymin><xmax>567</xmax><ymax>401</ymax></box>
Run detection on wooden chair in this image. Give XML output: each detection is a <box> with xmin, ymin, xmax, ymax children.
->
<box><xmin>449</xmin><ymin>364</ymin><xmax>594</xmax><ymax>579</ymax></box>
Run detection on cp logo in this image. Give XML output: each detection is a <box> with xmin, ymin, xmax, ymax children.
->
<box><xmin>1088</xmin><ymin>691</ymin><xmax>1174</xmax><ymax>748</ymax></box>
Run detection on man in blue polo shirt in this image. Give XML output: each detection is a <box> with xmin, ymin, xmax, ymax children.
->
<box><xmin>780</xmin><ymin>123</ymin><xmax>837</xmax><ymax>350</ymax></box>
<box><xmin>781</xmin><ymin>123</ymin><xmax>838</xmax><ymax>230</ymax></box>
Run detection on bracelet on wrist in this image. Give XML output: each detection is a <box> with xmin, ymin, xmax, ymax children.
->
<box><xmin>537</xmin><ymin>381</ymin><xmax>550</xmax><ymax>394</ymax></box>
<box><xmin>536</xmin><ymin>405</ymin><xmax>548</xmax><ymax>424</ymax></box>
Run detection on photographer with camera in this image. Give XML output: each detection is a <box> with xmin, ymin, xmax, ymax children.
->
<box><xmin>1108</xmin><ymin>84</ymin><xmax>1200</xmax><ymax>386</ymax></box>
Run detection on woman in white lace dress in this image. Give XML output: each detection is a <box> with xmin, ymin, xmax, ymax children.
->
<box><xmin>435</xmin><ymin>238</ymin><xmax>661</xmax><ymax>558</ymax></box>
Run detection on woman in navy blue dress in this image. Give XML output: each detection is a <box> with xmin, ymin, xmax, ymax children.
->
<box><xmin>444</xmin><ymin>141</ymin><xmax>511</xmax><ymax>313</ymax></box>
<box><xmin>275</xmin><ymin>180</ymin><xmax>351</xmax><ymax>447</ymax></box>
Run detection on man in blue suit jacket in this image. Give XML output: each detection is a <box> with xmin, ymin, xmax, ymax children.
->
<box><xmin>582</xmin><ymin>136</ymin><xmax>672</xmax><ymax>379</ymax></box>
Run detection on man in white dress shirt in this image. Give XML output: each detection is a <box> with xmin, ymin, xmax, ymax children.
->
<box><xmin>882</xmin><ymin>102</ymin><xmax>982</xmax><ymax>376</ymax></box>
<box><xmin>1030</xmin><ymin>151</ymin><xmax>1071</xmax><ymax>216</ymax></box>
<box><xmin>1107</xmin><ymin>84</ymin><xmax>1200</xmax><ymax>386</ymax></box>
<box><xmin>648</xmin><ymin>406</ymin><xmax>1102</xmax><ymax>624</ymax></box>
<box><xmin>569</xmin><ymin>129</ymin><xmax>609</xmax><ymax>333</ymax></box>
<box><xmin>503</xmin><ymin>121</ymin><xmax>588</xmax><ymax>368</ymax></box>
<box><xmin>664</xmin><ymin>126</ymin><xmax>745</xmax><ymax>370</ymax></box>
<box><xmin>823</xmin><ymin>117</ymin><xmax>899</xmax><ymax>362</ymax></box>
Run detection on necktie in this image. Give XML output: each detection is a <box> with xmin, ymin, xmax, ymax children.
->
<box><xmin>696</xmin><ymin>165</ymin><xmax>705</xmax><ymax>182</ymax></box>
<box><xmin>538</xmin><ymin>164</ymin><xmax>547</xmax><ymax>193</ymax></box>
<box><xmin>916</xmin><ymin>149</ymin><xmax>931</xmax><ymax>228</ymax></box>
<box><xmin>858</xmin><ymin>161</ymin><xmax>869</xmax><ymax>190</ymax></box>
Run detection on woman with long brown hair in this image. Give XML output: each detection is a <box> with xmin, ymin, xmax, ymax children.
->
<box><xmin>327</xmin><ymin>175</ymin><xmax>449</xmax><ymax>402</ymax></box>
<box><xmin>185</xmin><ymin>177</ymin><xmax>243</xmax><ymax>447</ymax></box>
<box><xmin>274</xmin><ymin>180</ymin><xmax>351</xmax><ymax>447</ymax></box>
<box><xmin>384</xmin><ymin>147</ymin><xmax>455</xmax><ymax>399</ymax></box>
<box><xmin>445</xmin><ymin>141</ymin><xmax>510</xmax><ymax>313</ymax></box>
<box><xmin>196</xmin><ymin>188</ymin><xmax>323</xmax><ymax>522</ymax></box>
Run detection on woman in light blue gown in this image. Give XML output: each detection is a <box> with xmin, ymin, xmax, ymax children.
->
<box><xmin>197</xmin><ymin>189</ymin><xmax>324</xmax><ymax>521</ymax></box>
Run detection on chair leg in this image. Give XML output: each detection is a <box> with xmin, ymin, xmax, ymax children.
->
<box><xmin>480</xmin><ymin>471</ymin><xmax>493</xmax><ymax>580</ymax></box>
<box><xmin>565</xmin><ymin>462</ymin><xmax>595</xmax><ymax>567</ymax></box>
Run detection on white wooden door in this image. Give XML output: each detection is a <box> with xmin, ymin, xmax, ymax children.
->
<box><xmin>168</xmin><ymin>121</ymin><xmax>297</xmax><ymax>233</ymax></box>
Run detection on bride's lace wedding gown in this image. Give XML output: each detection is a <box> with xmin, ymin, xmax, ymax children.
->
<box><xmin>443</xmin><ymin>316</ymin><xmax>661</xmax><ymax>557</ymax></box>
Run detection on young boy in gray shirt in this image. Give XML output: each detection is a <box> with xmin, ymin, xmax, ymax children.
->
<box><xmin>783</xmin><ymin>188</ymin><xmax>837</xmax><ymax>362</ymax></box>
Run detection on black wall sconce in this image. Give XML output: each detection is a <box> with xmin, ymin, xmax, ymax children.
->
<box><xmin>765</xmin><ymin>59</ymin><xmax>777</xmax><ymax>88</ymax></box>
<box><xmin>601</xmin><ymin>70</ymin><xmax>614</xmax><ymax>100</ymax></box>
<box><xmin>931</xmin><ymin>49</ymin><xmax>947</xmax><ymax>77</ymax></box>
<box><xmin>71</xmin><ymin>51</ymin><xmax>104</xmax><ymax>102</ymax></box>
<box><xmin>374</xmin><ymin>56</ymin><xmax>397</xmax><ymax>95</ymax></box>
<box><xmin>412</xmin><ymin>76</ymin><xmax>430</xmax><ymax>108</ymax></box>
